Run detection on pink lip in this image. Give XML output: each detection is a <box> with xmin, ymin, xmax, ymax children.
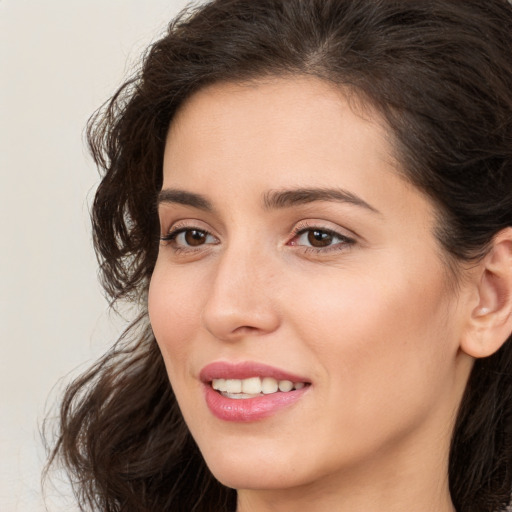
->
<box><xmin>200</xmin><ymin>361</ymin><xmax>310</xmax><ymax>422</ymax></box>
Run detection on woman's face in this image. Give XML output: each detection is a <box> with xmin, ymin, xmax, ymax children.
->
<box><xmin>149</xmin><ymin>77</ymin><xmax>472</xmax><ymax>495</ymax></box>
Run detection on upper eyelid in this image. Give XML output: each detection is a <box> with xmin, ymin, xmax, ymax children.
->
<box><xmin>289</xmin><ymin>228</ymin><xmax>356</xmax><ymax>252</ymax></box>
<box><xmin>161</xmin><ymin>218</ymin><xmax>215</xmax><ymax>234</ymax></box>
<box><xmin>290</xmin><ymin>220</ymin><xmax>357</xmax><ymax>240</ymax></box>
<box><xmin>160</xmin><ymin>218</ymin><xmax>358</xmax><ymax>243</ymax></box>
<box><xmin>161</xmin><ymin>225</ymin><xmax>218</xmax><ymax>241</ymax></box>
<box><xmin>292</xmin><ymin>227</ymin><xmax>354</xmax><ymax>242</ymax></box>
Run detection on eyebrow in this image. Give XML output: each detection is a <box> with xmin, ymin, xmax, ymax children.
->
<box><xmin>157</xmin><ymin>189</ymin><xmax>213</xmax><ymax>211</ymax></box>
<box><xmin>157</xmin><ymin>186</ymin><xmax>380</xmax><ymax>215</ymax></box>
<box><xmin>263</xmin><ymin>187</ymin><xmax>380</xmax><ymax>214</ymax></box>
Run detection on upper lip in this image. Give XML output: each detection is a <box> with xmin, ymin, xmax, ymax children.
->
<box><xmin>199</xmin><ymin>361</ymin><xmax>310</xmax><ymax>383</ymax></box>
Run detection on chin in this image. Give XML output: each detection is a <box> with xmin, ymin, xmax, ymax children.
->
<box><xmin>196</xmin><ymin>435</ymin><xmax>332</xmax><ymax>492</ymax></box>
<box><xmin>206</xmin><ymin>458</ymin><xmax>307</xmax><ymax>491</ymax></box>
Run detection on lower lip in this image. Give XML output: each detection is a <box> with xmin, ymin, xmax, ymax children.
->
<box><xmin>204</xmin><ymin>384</ymin><xmax>309</xmax><ymax>422</ymax></box>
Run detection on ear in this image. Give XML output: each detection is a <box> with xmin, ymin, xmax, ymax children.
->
<box><xmin>460</xmin><ymin>227</ymin><xmax>512</xmax><ymax>359</ymax></box>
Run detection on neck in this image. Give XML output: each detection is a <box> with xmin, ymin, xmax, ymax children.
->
<box><xmin>237</xmin><ymin>469</ymin><xmax>455</xmax><ymax>512</ymax></box>
<box><xmin>237</xmin><ymin>479</ymin><xmax>455</xmax><ymax>512</ymax></box>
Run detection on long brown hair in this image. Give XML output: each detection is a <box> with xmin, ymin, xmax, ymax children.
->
<box><xmin>46</xmin><ymin>1</ymin><xmax>512</xmax><ymax>510</ymax></box>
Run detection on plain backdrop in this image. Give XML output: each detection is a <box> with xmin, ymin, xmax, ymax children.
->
<box><xmin>0</xmin><ymin>1</ymin><xmax>190</xmax><ymax>510</ymax></box>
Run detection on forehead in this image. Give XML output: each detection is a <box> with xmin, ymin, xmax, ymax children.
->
<box><xmin>163</xmin><ymin>77</ymin><xmax>397</xmax><ymax>192</ymax></box>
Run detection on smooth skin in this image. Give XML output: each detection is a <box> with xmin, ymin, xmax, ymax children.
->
<box><xmin>148</xmin><ymin>77</ymin><xmax>512</xmax><ymax>512</ymax></box>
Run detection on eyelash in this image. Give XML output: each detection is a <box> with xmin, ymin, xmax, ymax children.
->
<box><xmin>159</xmin><ymin>224</ymin><xmax>219</xmax><ymax>253</ymax></box>
<box><xmin>159</xmin><ymin>222</ymin><xmax>355</xmax><ymax>254</ymax></box>
<box><xmin>288</xmin><ymin>222</ymin><xmax>356</xmax><ymax>254</ymax></box>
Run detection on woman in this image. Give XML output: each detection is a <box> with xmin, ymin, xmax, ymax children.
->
<box><xmin>48</xmin><ymin>0</ymin><xmax>512</xmax><ymax>511</ymax></box>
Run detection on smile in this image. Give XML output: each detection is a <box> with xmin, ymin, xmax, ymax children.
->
<box><xmin>212</xmin><ymin>377</ymin><xmax>306</xmax><ymax>398</ymax></box>
<box><xmin>201</xmin><ymin>362</ymin><xmax>311</xmax><ymax>421</ymax></box>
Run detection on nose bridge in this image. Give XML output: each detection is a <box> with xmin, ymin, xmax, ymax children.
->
<box><xmin>201</xmin><ymin>234</ymin><xmax>280</xmax><ymax>340</ymax></box>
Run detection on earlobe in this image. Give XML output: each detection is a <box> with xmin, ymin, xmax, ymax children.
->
<box><xmin>460</xmin><ymin>228</ymin><xmax>512</xmax><ymax>359</ymax></box>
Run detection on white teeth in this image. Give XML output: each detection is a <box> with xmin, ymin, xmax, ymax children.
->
<box><xmin>261</xmin><ymin>377</ymin><xmax>278</xmax><ymax>394</ymax></box>
<box><xmin>225</xmin><ymin>379</ymin><xmax>242</xmax><ymax>393</ymax></box>
<box><xmin>242</xmin><ymin>377</ymin><xmax>261</xmax><ymax>394</ymax></box>
<box><xmin>211</xmin><ymin>377</ymin><xmax>307</xmax><ymax>396</ymax></box>
<box><xmin>212</xmin><ymin>378</ymin><xmax>225</xmax><ymax>391</ymax></box>
<box><xmin>278</xmin><ymin>380</ymin><xmax>293</xmax><ymax>392</ymax></box>
<box><xmin>223</xmin><ymin>392</ymin><xmax>261</xmax><ymax>399</ymax></box>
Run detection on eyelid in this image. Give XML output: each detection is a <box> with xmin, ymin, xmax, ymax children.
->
<box><xmin>289</xmin><ymin>220</ymin><xmax>356</xmax><ymax>240</ymax></box>
<box><xmin>159</xmin><ymin>220</ymin><xmax>219</xmax><ymax>245</ymax></box>
<box><xmin>159</xmin><ymin>218</ymin><xmax>357</xmax><ymax>254</ymax></box>
<box><xmin>287</xmin><ymin>220</ymin><xmax>357</xmax><ymax>251</ymax></box>
<box><xmin>160</xmin><ymin>218</ymin><xmax>214</xmax><ymax>237</ymax></box>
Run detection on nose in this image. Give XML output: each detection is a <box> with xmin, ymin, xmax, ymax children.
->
<box><xmin>201</xmin><ymin>243</ymin><xmax>281</xmax><ymax>342</ymax></box>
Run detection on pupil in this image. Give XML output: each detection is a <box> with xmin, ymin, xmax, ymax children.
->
<box><xmin>308</xmin><ymin>230</ymin><xmax>332</xmax><ymax>247</ymax></box>
<box><xmin>185</xmin><ymin>230</ymin><xmax>206</xmax><ymax>246</ymax></box>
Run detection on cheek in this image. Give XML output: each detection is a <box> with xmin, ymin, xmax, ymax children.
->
<box><xmin>280</xmin><ymin>269</ymin><xmax>458</xmax><ymax>463</ymax></box>
<box><xmin>289</xmin><ymin>262</ymin><xmax>457</xmax><ymax>408</ymax></box>
<box><xmin>147</xmin><ymin>265</ymin><xmax>204</xmax><ymax>374</ymax></box>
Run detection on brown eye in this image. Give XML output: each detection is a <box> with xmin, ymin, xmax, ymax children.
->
<box><xmin>184</xmin><ymin>229</ymin><xmax>207</xmax><ymax>246</ymax></box>
<box><xmin>161</xmin><ymin>227</ymin><xmax>218</xmax><ymax>249</ymax></box>
<box><xmin>290</xmin><ymin>226</ymin><xmax>355</xmax><ymax>252</ymax></box>
<box><xmin>307</xmin><ymin>230</ymin><xmax>334</xmax><ymax>247</ymax></box>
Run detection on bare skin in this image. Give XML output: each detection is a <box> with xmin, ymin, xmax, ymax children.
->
<box><xmin>149</xmin><ymin>77</ymin><xmax>512</xmax><ymax>512</ymax></box>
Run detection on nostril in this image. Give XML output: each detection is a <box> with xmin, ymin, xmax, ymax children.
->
<box><xmin>233</xmin><ymin>325</ymin><xmax>260</xmax><ymax>334</ymax></box>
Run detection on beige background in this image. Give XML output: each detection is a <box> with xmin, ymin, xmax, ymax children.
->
<box><xmin>0</xmin><ymin>1</ymin><xmax>189</xmax><ymax>510</ymax></box>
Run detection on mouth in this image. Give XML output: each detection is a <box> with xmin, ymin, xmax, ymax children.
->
<box><xmin>200</xmin><ymin>361</ymin><xmax>311</xmax><ymax>421</ymax></box>
<box><xmin>211</xmin><ymin>376</ymin><xmax>307</xmax><ymax>399</ymax></box>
